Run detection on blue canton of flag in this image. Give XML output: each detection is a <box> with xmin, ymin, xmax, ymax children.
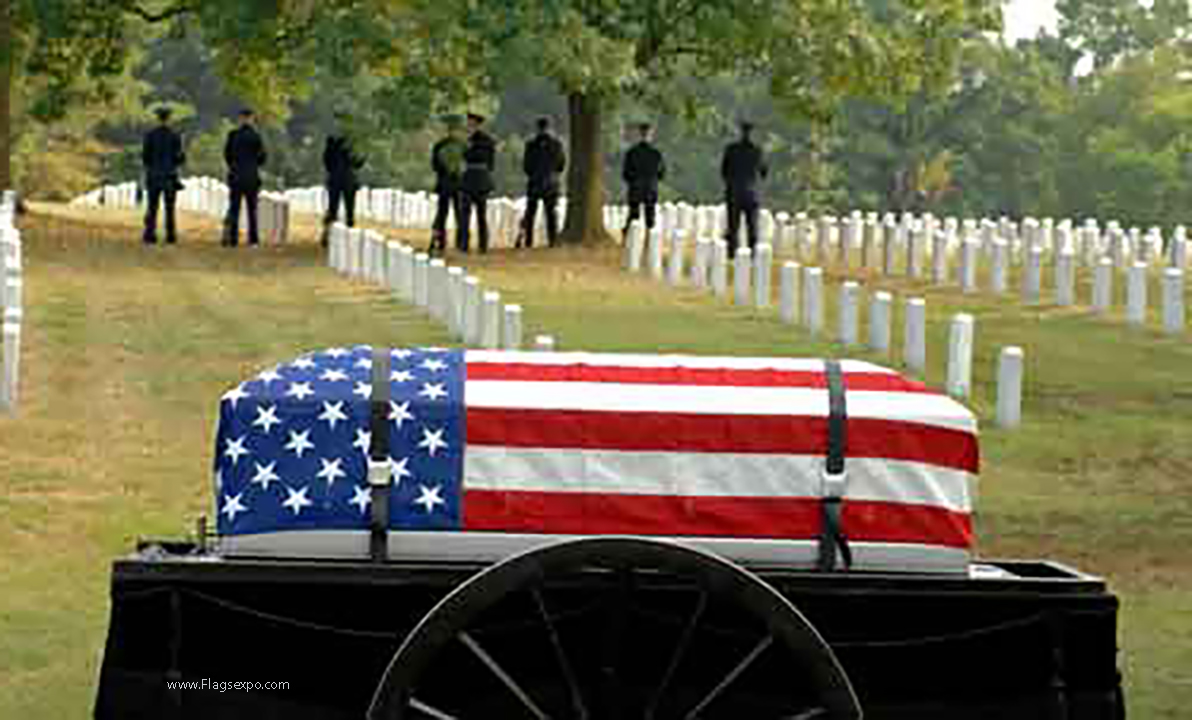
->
<box><xmin>213</xmin><ymin>347</ymin><xmax>464</xmax><ymax>536</ymax></box>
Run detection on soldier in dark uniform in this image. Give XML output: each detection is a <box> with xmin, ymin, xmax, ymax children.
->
<box><xmin>621</xmin><ymin>122</ymin><xmax>666</xmax><ymax>237</ymax></box>
<box><xmin>459</xmin><ymin>113</ymin><xmax>496</xmax><ymax>254</ymax></box>
<box><xmin>321</xmin><ymin>114</ymin><xmax>366</xmax><ymax>246</ymax></box>
<box><xmin>142</xmin><ymin>107</ymin><xmax>185</xmax><ymax>245</ymax></box>
<box><xmin>223</xmin><ymin>108</ymin><xmax>267</xmax><ymax>247</ymax></box>
<box><xmin>521</xmin><ymin>117</ymin><xmax>566</xmax><ymax>248</ymax></box>
<box><xmin>430</xmin><ymin>115</ymin><xmax>466</xmax><ymax>255</ymax></box>
<box><xmin>721</xmin><ymin>121</ymin><xmax>768</xmax><ymax>259</ymax></box>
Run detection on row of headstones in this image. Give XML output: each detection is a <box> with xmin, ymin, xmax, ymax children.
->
<box><xmin>607</xmin><ymin>203</ymin><xmax>1191</xmax><ymax>274</ymax></box>
<box><xmin>287</xmin><ymin>185</ymin><xmax>1192</xmax><ymax>276</ymax></box>
<box><xmin>324</xmin><ymin>223</ymin><xmax>556</xmax><ymax>351</ymax></box>
<box><xmin>283</xmin><ymin>187</ymin><xmax>564</xmax><ymax>250</ymax></box>
<box><xmin>622</xmin><ymin>229</ymin><xmax>1026</xmax><ymax>428</ymax></box>
<box><xmin>766</xmin><ymin>213</ymin><xmax>1190</xmax><ymax>274</ymax></box>
<box><xmin>622</xmin><ymin>219</ymin><xmax>1188</xmax><ymax>335</ymax></box>
<box><xmin>73</xmin><ymin>178</ymin><xmax>292</xmax><ymax>244</ymax></box>
<box><xmin>1</xmin><ymin>192</ymin><xmax>23</xmax><ymax>414</ymax></box>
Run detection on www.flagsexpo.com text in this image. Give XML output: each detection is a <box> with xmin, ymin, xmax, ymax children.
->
<box><xmin>166</xmin><ymin>679</ymin><xmax>290</xmax><ymax>692</ymax></box>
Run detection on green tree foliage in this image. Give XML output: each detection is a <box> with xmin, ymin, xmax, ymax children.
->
<box><xmin>388</xmin><ymin>0</ymin><xmax>1000</xmax><ymax>242</ymax></box>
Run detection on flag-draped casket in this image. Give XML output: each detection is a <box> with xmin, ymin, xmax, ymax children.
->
<box><xmin>213</xmin><ymin>348</ymin><xmax>979</xmax><ymax>573</ymax></box>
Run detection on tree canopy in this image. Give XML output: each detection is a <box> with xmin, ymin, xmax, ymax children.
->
<box><xmin>9</xmin><ymin>0</ymin><xmax>1192</xmax><ymax>233</ymax></box>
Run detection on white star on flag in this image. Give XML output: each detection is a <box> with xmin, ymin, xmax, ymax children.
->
<box><xmin>391</xmin><ymin>349</ymin><xmax>413</xmax><ymax>360</ymax></box>
<box><xmin>282</xmin><ymin>486</ymin><xmax>313</xmax><ymax>515</ymax></box>
<box><xmin>389</xmin><ymin>456</ymin><xmax>412</xmax><ymax>485</ymax></box>
<box><xmin>285</xmin><ymin>429</ymin><xmax>315</xmax><ymax>458</ymax></box>
<box><xmin>222</xmin><ymin>493</ymin><xmax>248</xmax><ymax>522</ymax></box>
<box><xmin>418</xmin><ymin>427</ymin><xmax>448</xmax><ymax>457</ymax></box>
<box><xmin>257</xmin><ymin>368</ymin><xmax>284</xmax><ymax>385</ymax></box>
<box><xmin>419</xmin><ymin>383</ymin><xmax>448</xmax><ymax>401</ymax></box>
<box><xmin>222</xmin><ymin>385</ymin><xmax>250</xmax><ymax>409</ymax></box>
<box><xmin>224</xmin><ymin>436</ymin><xmax>250</xmax><ymax>465</ymax></box>
<box><xmin>421</xmin><ymin>359</ymin><xmax>448</xmax><ymax>372</ymax></box>
<box><xmin>286</xmin><ymin>382</ymin><xmax>315</xmax><ymax>400</ymax></box>
<box><xmin>390</xmin><ymin>369</ymin><xmax>415</xmax><ymax>383</ymax></box>
<box><xmin>354</xmin><ymin>357</ymin><xmax>373</xmax><ymax>370</ymax></box>
<box><xmin>325</xmin><ymin>348</ymin><xmax>349</xmax><ymax>359</ymax></box>
<box><xmin>353</xmin><ymin>382</ymin><xmax>372</xmax><ymax>399</ymax></box>
<box><xmin>414</xmin><ymin>484</ymin><xmax>445</xmax><ymax>513</ymax></box>
<box><xmin>292</xmin><ymin>357</ymin><xmax>317</xmax><ymax>370</ymax></box>
<box><xmin>252</xmin><ymin>405</ymin><xmax>282</xmax><ymax>434</ymax></box>
<box><xmin>353</xmin><ymin>428</ymin><xmax>372</xmax><ymax>454</ymax></box>
<box><xmin>389</xmin><ymin>400</ymin><xmax>415</xmax><ymax>429</ymax></box>
<box><xmin>318</xmin><ymin>401</ymin><xmax>348</xmax><ymax>430</ymax></box>
<box><xmin>317</xmin><ymin>458</ymin><xmax>347</xmax><ymax>486</ymax></box>
<box><xmin>251</xmin><ymin>461</ymin><xmax>281</xmax><ymax>490</ymax></box>
<box><xmin>320</xmin><ymin>368</ymin><xmax>349</xmax><ymax>383</ymax></box>
<box><xmin>214</xmin><ymin>469</ymin><xmax>223</xmax><ymax>491</ymax></box>
<box><xmin>349</xmin><ymin>485</ymin><xmax>372</xmax><ymax>514</ymax></box>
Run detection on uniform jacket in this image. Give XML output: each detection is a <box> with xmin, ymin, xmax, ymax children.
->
<box><xmin>224</xmin><ymin>125</ymin><xmax>267</xmax><ymax>190</ymax></box>
<box><xmin>432</xmin><ymin>136</ymin><xmax>466</xmax><ymax>194</ymax></box>
<box><xmin>523</xmin><ymin>132</ymin><xmax>566</xmax><ymax>196</ymax></box>
<box><xmin>721</xmin><ymin>138</ymin><xmax>768</xmax><ymax>202</ymax></box>
<box><xmin>323</xmin><ymin>135</ymin><xmax>365</xmax><ymax>190</ymax></box>
<box><xmin>142</xmin><ymin>126</ymin><xmax>185</xmax><ymax>190</ymax></box>
<box><xmin>462</xmin><ymin>130</ymin><xmax>497</xmax><ymax>197</ymax></box>
<box><xmin>622</xmin><ymin>141</ymin><xmax>666</xmax><ymax>201</ymax></box>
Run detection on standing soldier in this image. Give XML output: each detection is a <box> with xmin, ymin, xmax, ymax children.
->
<box><xmin>459</xmin><ymin>113</ymin><xmax>496</xmax><ymax>254</ymax></box>
<box><xmin>621</xmin><ymin>122</ymin><xmax>666</xmax><ymax>238</ymax></box>
<box><xmin>521</xmin><ymin>117</ymin><xmax>566</xmax><ymax>248</ymax></box>
<box><xmin>429</xmin><ymin>114</ymin><xmax>466</xmax><ymax>255</ymax></box>
<box><xmin>142</xmin><ymin>107</ymin><xmax>185</xmax><ymax>245</ymax></box>
<box><xmin>223</xmin><ymin>108</ymin><xmax>267</xmax><ymax>247</ymax></box>
<box><xmin>721</xmin><ymin>120</ymin><xmax>768</xmax><ymax>259</ymax></box>
<box><xmin>321</xmin><ymin>112</ymin><xmax>366</xmax><ymax>247</ymax></box>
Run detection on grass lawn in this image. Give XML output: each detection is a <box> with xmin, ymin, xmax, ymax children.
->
<box><xmin>0</xmin><ymin>205</ymin><xmax>1188</xmax><ymax>717</ymax></box>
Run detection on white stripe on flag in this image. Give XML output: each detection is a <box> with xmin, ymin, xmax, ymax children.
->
<box><xmin>464</xmin><ymin>351</ymin><xmax>897</xmax><ymax>374</ymax></box>
<box><xmin>464</xmin><ymin>448</ymin><xmax>974</xmax><ymax>514</ymax></box>
<box><xmin>465</xmin><ymin>381</ymin><xmax>977</xmax><ymax>433</ymax></box>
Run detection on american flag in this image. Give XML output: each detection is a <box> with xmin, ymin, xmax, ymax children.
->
<box><xmin>215</xmin><ymin>348</ymin><xmax>978</xmax><ymax>553</ymax></box>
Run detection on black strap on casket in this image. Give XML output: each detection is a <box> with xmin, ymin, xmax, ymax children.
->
<box><xmin>817</xmin><ymin>360</ymin><xmax>853</xmax><ymax>572</ymax></box>
<box><xmin>369</xmin><ymin>348</ymin><xmax>392</xmax><ymax>563</ymax></box>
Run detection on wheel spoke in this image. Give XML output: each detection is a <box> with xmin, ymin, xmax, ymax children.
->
<box><xmin>409</xmin><ymin>697</ymin><xmax>459</xmax><ymax>720</ymax></box>
<box><xmin>459</xmin><ymin>631</ymin><xmax>551</xmax><ymax>720</ymax></box>
<box><xmin>683</xmin><ymin>635</ymin><xmax>774</xmax><ymax>720</ymax></box>
<box><xmin>644</xmin><ymin>591</ymin><xmax>708</xmax><ymax>720</ymax></box>
<box><xmin>532</xmin><ymin>588</ymin><xmax>588</xmax><ymax>720</ymax></box>
<box><xmin>784</xmin><ymin>709</ymin><xmax>829</xmax><ymax>720</ymax></box>
<box><xmin>596</xmin><ymin>570</ymin><xmax>634</xmax><ymax>718</ymax></box>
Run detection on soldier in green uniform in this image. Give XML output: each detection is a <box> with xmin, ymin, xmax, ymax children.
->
<box><xmin>430</xmin><ymin>115</ymin><xmax>467</xmax><ymax>255</ymax></box>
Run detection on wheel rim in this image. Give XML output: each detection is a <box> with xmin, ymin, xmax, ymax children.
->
<box><xmin>369</xmin><ymin>536</ymin><xmax>862</xmax><ymax>720</ymax></box>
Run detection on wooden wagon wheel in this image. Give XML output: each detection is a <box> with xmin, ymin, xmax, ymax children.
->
<box><xmin>369</xmin><ymin>537</ymin><xmax>862</xmax><ymax>720</ymax></box>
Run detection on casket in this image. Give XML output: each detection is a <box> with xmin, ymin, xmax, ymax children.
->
<box><xmin>212</xmin><ymin>348</ymin><xmax>979</xmax><ymax>574</ymax></box>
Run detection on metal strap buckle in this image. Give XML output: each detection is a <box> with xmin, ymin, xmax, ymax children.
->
<box><xmin>821</xmin><ymin>467</ymin><xmax>847</xmax><ymax>500</ymax></box>
<box><xmin>368</xmin><ymin>459</ymin><xmax>391</xmax><ymax>487</ymax></box>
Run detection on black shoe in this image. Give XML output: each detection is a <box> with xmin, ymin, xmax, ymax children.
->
<box><xmin>166</xmin><ymin>238</ymin><xmax>177</xmax><ymax>245</ymax></box>
<box><xmin>143</xmin><ymin>237</ymin><xmax>157</xmax><ymax>245</ymax></box>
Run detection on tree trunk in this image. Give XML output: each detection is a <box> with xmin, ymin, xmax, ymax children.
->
<box><xmin>0</xmin><ymin>0</ymin><xmax>11</xmax><ymax>195</ymax></box>
<box><xmin>559</xmin><ymin>91</ymin><xmax>612</xmax><ymax>245</ymax></box>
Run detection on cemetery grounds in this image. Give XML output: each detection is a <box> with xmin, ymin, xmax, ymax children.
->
<box><xmin>0</xmin><ymin>204</ymin><xmax>1188</xmax><ymax>717</ymax></box>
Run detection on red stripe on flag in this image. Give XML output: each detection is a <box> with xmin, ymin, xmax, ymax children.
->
<box><xmin>463</xmin><ymin>490</ymin><xmax>973</xmax><ymax>549</ymax></box>
<box><xmin>466</xmin><ymin>408</ymin><xmax>979</xmax><ymax>473</ymax></box>
<box><xmin>466</xmin><ymin>362</ymin><xmax>937</xmax><ymax>393</ymax></box>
